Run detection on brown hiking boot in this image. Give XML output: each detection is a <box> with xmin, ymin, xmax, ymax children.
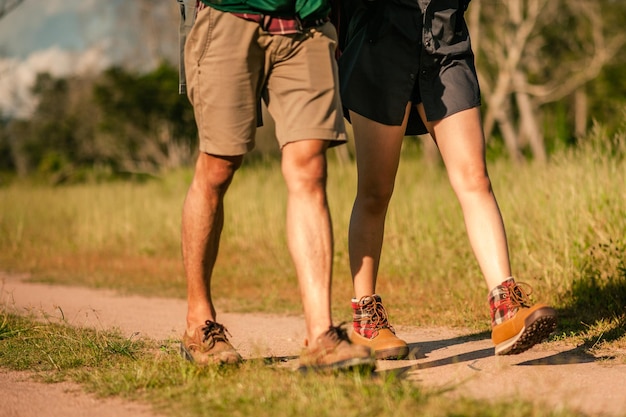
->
<box><xmin>350</xmin><ymin>295</ymin><xmax>409</xmax><ymax>360</ymax></box>
<box><xmin>490</xmin><ymin>279</ymin><xmax>557</xmax><ymax>355</ymax></box>
<box><xmin>180</xmin><ymin>320</ymin><xmax>243</xmax><ymax>365</ymax></box>
<box><xmin>298</xmin><ymin>324</ymin><xmax>376</xmax><ymax>373</ymax></box>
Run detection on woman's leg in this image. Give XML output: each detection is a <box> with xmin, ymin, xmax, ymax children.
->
<box><xmin>347</xmin><ymin>107</ymin><xmax>411</xmax><ymax>360</ymax></box>
<box><xmin>349</xmin><ymin>108</ymin><xmax>408</xmax><ymax>297</ymax></box>
<box><xmin>416</xmin><ymin>105</ymin><xmax>511</xmax><ymax>290</ymax></box>
<box><xmin>418</xmin><ymin>105</ymin><xmax>557</xmax><ymax>355</ymax></box>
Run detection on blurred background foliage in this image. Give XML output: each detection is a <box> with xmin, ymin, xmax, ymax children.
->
<box><xmin>0</xmin><ymin>0</ymin><xmax>625</xmax><ymax>183</ymax></box>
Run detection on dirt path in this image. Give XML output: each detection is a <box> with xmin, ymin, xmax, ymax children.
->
<box><xmin>2</xmin><ymin>272</ymin><xmax>625</xmax><ymax>417</ymax></box>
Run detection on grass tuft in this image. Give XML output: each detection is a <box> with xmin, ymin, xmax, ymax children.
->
<box><xmin>0</xmin><ymin>126</ymin><xmax>625</xmax><ymax>354</ymax></box>
<box><xmin>0</xmin><ymin>312</ymin><xmax>587</xmax><ymax>417</ymax></box>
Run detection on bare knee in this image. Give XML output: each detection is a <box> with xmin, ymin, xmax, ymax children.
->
<box><xmin>281</xmin><ymin>142</ymin><xmax>328</xmax><ymax>195</ymax></box>
<box><xmin>449</xmin><ymin>165</ymin><xmax>493</xmax><ymax>196</ymax></box>
<box><xmin>192</xmin><ymin>152</ymin><xmax>243</xmax><ymax>195</ymax></box>
<box><xmin>283</xmin><ymin>160</ymin><xmax>327</xmax><ymax>198</ymax></box>
<box><xmin>355</xmin><ymin>183</ymin><xmax>395</xmax><ymax>216</ymax></box>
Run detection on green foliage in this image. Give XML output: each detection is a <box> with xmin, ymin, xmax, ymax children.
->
<box><xmin>588</xmin><ymin>67</ymin><xmax>626</xmax><ymax>135</ymax></box>
<box><xmin>1</xmin><ymin>63</ymin><xmax>197</xmax><ymax>183</ymax></box>
<box><xmin>0</xmin><ymin>313</ymin><xmax>25</xmax><ymax>340</ymax></box>
<box><xmin>93</xmin><ymin>63</ymin><xmax>198</xmax><ymax>171</ymax></box>
<box><xmin>0</xmin><ymin>0</ymin><xmax>625</xmax><ymax>176</ymax></box>
<box><xmin>1</xmin><ymin>124</ymin><xmax>624</xmax><ymax>335</ymax></box>
<box><xmin>0</xmin><ymin>313</ymin><xmax>142</xmax><ymax>373</ymax></box>
<box><xmin>473</xmin><ymin>0</ymin><xmax>626</xmax><ymax>158</ymax></box>
<box><xmin>0</xmin><ymin>126</ymin><xmax>624</xmax><ymax>415</ymax></box>
<box><xmin>0</xmin><ymin>312</ymin><xmax>586</xmax><ymax>417</ymax></box>
<box><xmin>10</xmin><ymin>74</ymin><xmax>82</xmax><ymax>178</ymax></box>
<box><xmin>562</xmin><ymin>239</ymin><xmax>626</xmax><ymax>325</ymax></box>
<box><xmin>589</xmin><ymin>1</ymin><xmax>626</xmax><ymax>134</ymax></box>
<box><xmin>0</xmin><ymin>115</ymin><xmax>16</xmax><ymax>173</ymax></box>
<box><xmin>554</xmin><ymin>239</ymin><xmax>626</xmax><ymax>355</ymax></box>
<box><xmin>574</xmin><ymin>116</ymin><xmax>626</xmax><ymax>161</ymax></box>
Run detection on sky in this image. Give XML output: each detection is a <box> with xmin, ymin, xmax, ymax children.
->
<box><xmin>0</xmin><ymin>0</ymin><xmax>178</xmax><ymax>117</ymax></box>
<box><xmin>0</xmin><ymin>0</ymin><xmax>107</xmax><ymax>58</ymax></box>
<box><xmin>0</xmin><ymin>0</ymin><xmax>113</xmax><ymax>117</ymax></box>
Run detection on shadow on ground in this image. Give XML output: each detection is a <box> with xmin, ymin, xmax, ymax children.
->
<box><xmin>555</xmin><ymin>240</ymin><xmax>626</xmax><ymax>346</ymax></box>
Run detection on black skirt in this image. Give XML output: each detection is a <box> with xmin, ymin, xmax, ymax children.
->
<box><xmin>337</xmin><ymin>0</ymin><xmax>481</xmax><ymax>136</ymax></box>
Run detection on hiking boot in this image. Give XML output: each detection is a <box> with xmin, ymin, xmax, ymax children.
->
<box><xmin>489</xmin><ymin>278</ymin><xmax>557</xmax><ymax>355</ymax></box>
<box><xmin>298</xmin><ymin>324</ymin><xmax>376</xmax><ymax>373</ymax></box>
<box><xmin>350</xmin><ymin>295</ymin><xmax>409</xmax><ymax>360</ymax></box>
<box><xmin>180</xmin><ymin>320</ymin><xmax>243</xmax><ymax>365</ymax></box>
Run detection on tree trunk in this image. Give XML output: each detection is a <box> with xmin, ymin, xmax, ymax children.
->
<box><xmin>514</xmin><ymin>71</ymin><xmax>546</xmax><ymax>163</ymax></box>
<box><xmin>495</xmin><ymin>105</ymin><xmax>523</xmax><ymax>163</ymax></box>
<box><xmin>574</xmin><ymin>88</ymin><xmax>588</xmax><ymax>138</ymax></box>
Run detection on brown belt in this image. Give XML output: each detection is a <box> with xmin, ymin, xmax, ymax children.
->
<box><xmin>196</xmin><ymin>1</ymin><xmax>328</xmax><ymax>35</ymax></box>
<box><xmin>231</xmin><ymin>12</ymin><xmax>329</xmax><ymax>35</ymax></box>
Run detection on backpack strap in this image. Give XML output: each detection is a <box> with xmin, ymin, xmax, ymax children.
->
<box><xmin>177</xmin><ymin>0</ymin><xmax>198</xmax><ymax>95</ymax></box>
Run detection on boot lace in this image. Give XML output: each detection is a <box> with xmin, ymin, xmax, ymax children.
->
<box><xmin>200</xmin><ymin>320</ymin><xmax>232</xmax><ymax>349</ymax></box>
<box><xmin>361</xmin><ymin>296</ymin><xmax>394</xmax><ymax>332</ymax></box>
<box><xmin>506</xmin><ymin>282</ymin><xmax>533</xmax><ymax>309</ymax></box>
<box><xmin>324</xmin><ymin>323</ymin><xmax>350</xmax><ymax>343</ymax></box>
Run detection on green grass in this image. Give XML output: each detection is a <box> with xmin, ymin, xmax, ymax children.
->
<box><xmin>0</xmin><ymin>125</ymin><xmax>625</xmax><ymax>347</ymax></box>
<box><xmin>0</xmin><ymin>312</ymin><xmax>587</xmax><ymax>417</ymax></box>
<box><xmin>0</xmin><ymin>125</ymin><xmax>625</xmax><ymax>416</ymax></box>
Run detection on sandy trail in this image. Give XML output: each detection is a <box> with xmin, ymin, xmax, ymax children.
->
<box><xmin>1</xmin><ymin>272</ymin><xmax>625</xmax><ymax>417</ymax></box>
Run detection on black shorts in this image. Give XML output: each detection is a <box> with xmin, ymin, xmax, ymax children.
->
<box><xmin>338</xmin><ymin>0</ymin><xmax>481</xmax><ymax>136</ymax></box>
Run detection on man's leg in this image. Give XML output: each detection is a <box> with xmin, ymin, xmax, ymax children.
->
<box><xmin>281</xmin><ymin>139</ymin><xmax>334</xmax><ymax>341</ymax></box>
<box><xmin>180</xmin><ymin>151</ymin><xmax>243</xmax><ymax>365</ymax></box>
<box><xmin>281</xmin><ymin>139</ymin><xmax>375</xmax><ymax>372</ymax></box>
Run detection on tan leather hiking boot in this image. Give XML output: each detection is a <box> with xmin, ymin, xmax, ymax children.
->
<box><xmin>298</xmin><ymin>324</ymin><xmax>376</xmax><ymax>373</ymax></box>
<box><xmin>180</xmin><ymin>320</ymin><xmax>243</xmax><ymax>365</ymax></box>
<box><xmin>490</xmin><ymin>279</ymin><xmax>557</xmax><ymax>355</ymax></box>
<box><xmin>350</xmin><ymin>295</ymin><xmax>409</xmax><ymax>360</ymax></box>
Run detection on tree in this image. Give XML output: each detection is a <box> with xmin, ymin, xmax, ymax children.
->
<box><xmin>10</xmin><ymin>73</ymin><xmax>96</xmax><ymax>178</ymax></box>
<box><xmin>469</xmin><ymin>0</ymin><xmax>626</xmax><ymax>162</ymax></box>
<box><xmin>0</xmin><ymin>0</ymin><xmax>23</xmax><ymax>20</ymax></box>
<box><xmin>110</xmin><ymin>0</ymin><xmax>179</xmax><ymax>71</ymax></box>
<box><xmin>93</xmin><ymin>63</ymin><xmax>197</xmax><ymax>171</ymax></box>
<box><xmin>4</xmin><ymin>63</ymin><xmax>197</xmax><ymax>180</ymax></box>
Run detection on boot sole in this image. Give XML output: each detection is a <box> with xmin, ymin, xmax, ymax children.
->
<box><xmin>495</xmin><ymin>307</ymin><xmax>558</xmax><ymax>355</ymax></box>
<box><xmin>179</xmin><ymin>343</ymin><xmax>243</xmax><ymax>365</ymax></box>
<box><xmin>350</xmin><ymin>331</ymin><xmax>409</xmax><ymax>360</ymax></box>
<box><xmin>180</xmin><ymin>343</ymin><xmax>195</xmax><ymax>363</ymax></box>
<box><xmin>298</xmin><ymin>356</ymin><xmax>377</xmax><ymax>374</ymax></box>
<box><xmin>375</xmin><ymin>345</ymin><xmax>410</xmax><ymax>360</ymax></box>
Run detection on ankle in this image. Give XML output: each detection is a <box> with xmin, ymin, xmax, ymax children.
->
<box><xmin>186</xmin><ymin>315</ymin><xmax>216</xmax><ymax>336</ymax></box>
<box><xmin>489</xmin><ymin>277</ymin><xmax>537</xmax><ymax>327</ymax></box>
<box><xmin>352</xmin><ymin>294</ymin><xmax>388</xmax><ymax>338</ymax></box>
